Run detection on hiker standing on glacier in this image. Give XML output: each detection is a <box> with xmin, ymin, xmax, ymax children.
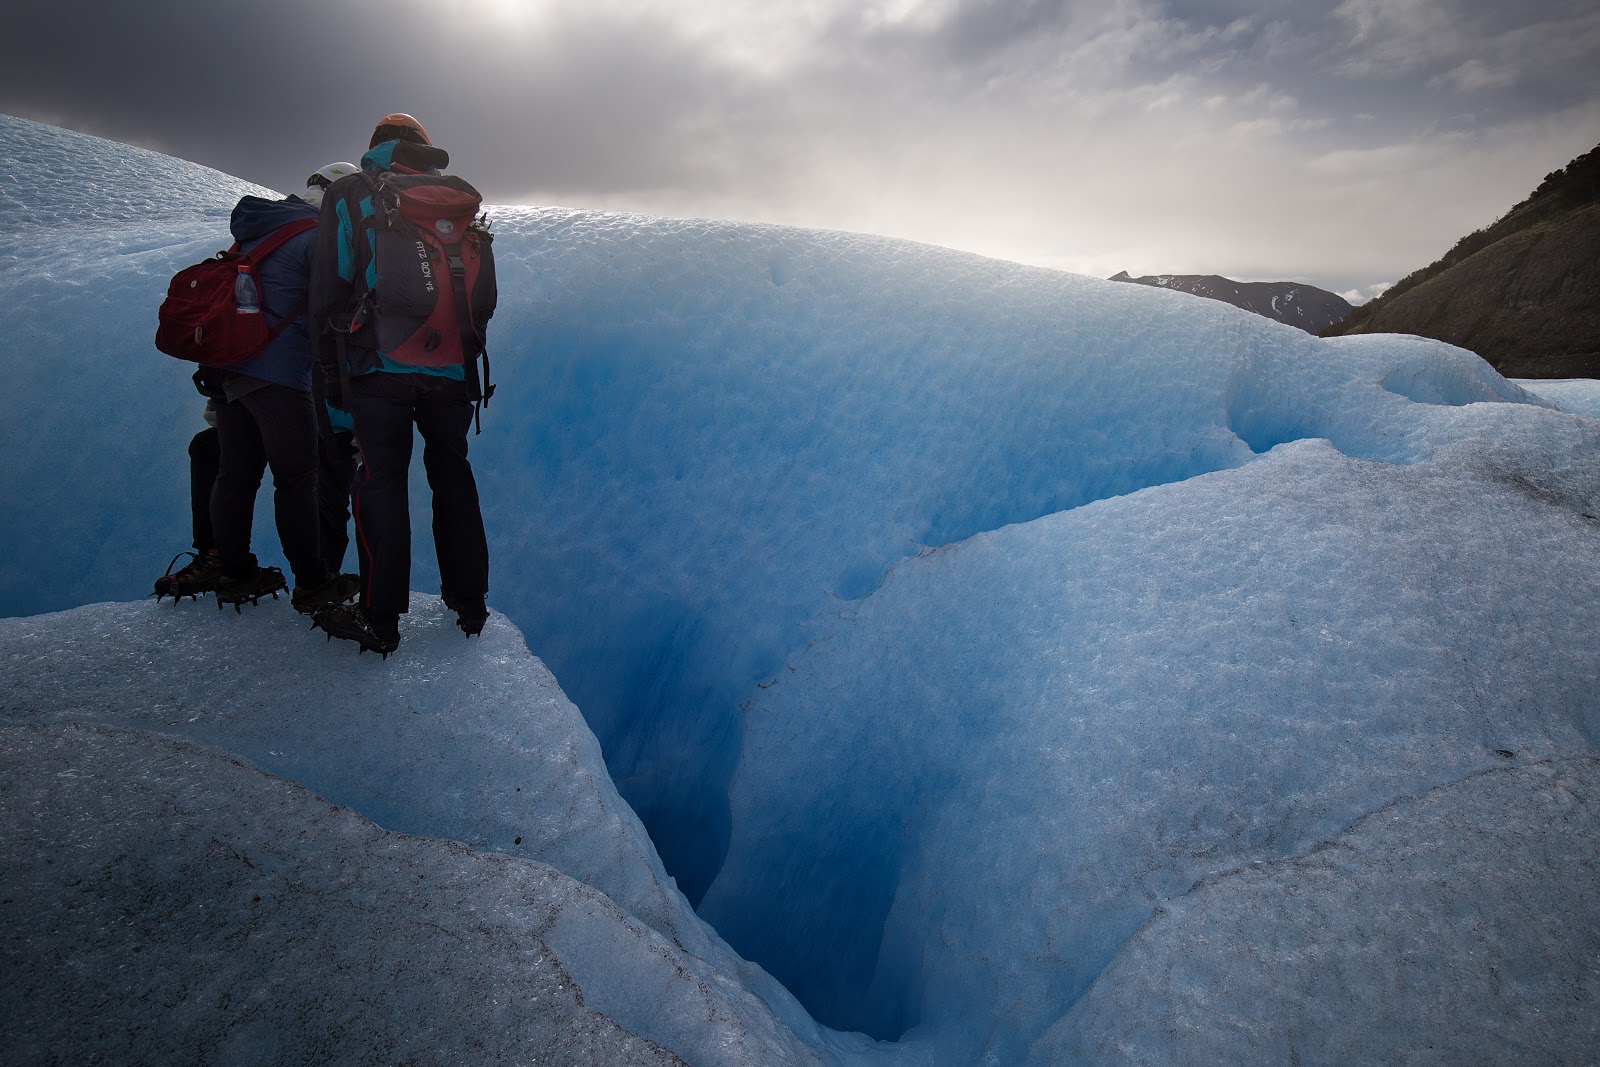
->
<box><xmin>308</xmin><ymin>114</ymin><xmax>497</xmax><ymax>657</ymax></box>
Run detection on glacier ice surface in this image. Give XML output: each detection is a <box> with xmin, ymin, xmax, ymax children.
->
<box><xmin>3</xmin><ymin>113</ymin><xmax>1600</xmax><ymax>1065</ymax></box>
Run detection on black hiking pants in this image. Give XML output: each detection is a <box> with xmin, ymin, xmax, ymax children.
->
<box><xmin>187</xmin><ymin>427</ymin><xmax>219</xmax><ymax>553</ymax></box>
<box><xmin>202</xmin><ymin>407</ymin><xmax>351</xmax><ymax>574</ymax></box>
<box><xmin>313</xmin><ymin>371</ymin><xmax>357</xmax><ymax>575</ymax></box>
<box><xmin>211</xmin><ymin>383</ymin><xmax>324</xmax><ymax>586</ymax></box>
<box><xmin>346</xmin><ymin>372</ymin><xmax>488</xmax><ymax>617</ymax></box>
<box><xmin>318</xmin><ymin>429</ymin><xmax>357</xmax><ymax>575</ymax></box>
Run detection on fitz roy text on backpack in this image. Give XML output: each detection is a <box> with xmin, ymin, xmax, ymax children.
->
<box><xmin>353</xmin><ymin>172</ymin><xmax>497</xmax><ymax>405</ymax></box>
<box><xmin>155</xmin><ymin>218</ymin><xmax>317</xmax><ymax>366</ymax></box>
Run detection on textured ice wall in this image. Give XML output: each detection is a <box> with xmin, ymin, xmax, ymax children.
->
<box><xmin>0</xmin><ymin>597</ymin><xmax>693</xmax><ymax>945</ymax></box>
<box><xmin>702</xmin><ymin>405</ymin><xmax>1600</xmax><ymax>1059</ymax></box>
<box><xmin>0</xmin><ymin>116</ymin><xmax>282</xmax><ymax>616</ymax></box>
<box><xmin>395</xmin><ymin>212</ymin><xmax>1551</xmax><ymax>903</ymax></box>
<box><xmin>1518</xmin><ymin>377</ymin><xmax>1600</xmax><ymax>419</ymax></box>
<box><xmin>1046</xmin><ymin>757</ymin><xmax>1600</xmax><ymax>1067</ymax></box>
<box><xmin>0</xmin><ymin>602</ymin><xmax>846</xmax><ymax>1066</ymax></box>
<box><xmin>2</xmin><ymin>723</ymin><xmax>688</xmax><ymax>1067</ymax></box>
<box><xmin>0</xmin><ymin>115</ymin><xmax>1562</xmax><ymax>905</ymax></box>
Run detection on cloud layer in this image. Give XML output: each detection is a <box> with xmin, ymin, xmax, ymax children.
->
<box><xmin>4</xmin><ymin>0</ymin><xmax>1598</xmax><ymax>292</ymax></box>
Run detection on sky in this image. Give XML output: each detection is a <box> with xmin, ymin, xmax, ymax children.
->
<box><xmin>4</xmin><ymin>0</ymin><xmax>1599</xmax><ymax>301</ymax></box>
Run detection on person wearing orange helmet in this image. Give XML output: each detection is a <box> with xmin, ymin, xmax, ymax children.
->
<box><xmin>368</xmin><ymin>113</ymin><xmax>430</xmax><ymax>149</ymax></box>
<box><xmin>308</xmin><ymin>114</ymin><xmax>495</xmax><ymax>656</ymax></box>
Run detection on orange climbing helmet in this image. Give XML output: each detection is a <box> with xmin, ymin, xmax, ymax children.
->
<box><xmin>369</xmin><ymin>113</ymin><xmax>431</xmax><ymax>148</ymax></box>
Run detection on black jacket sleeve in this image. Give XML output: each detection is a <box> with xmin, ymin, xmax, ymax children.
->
<box><xmin>309</xmin><ymin>178</ymin><xmax>359</xmax><ymax>377</ymax></box>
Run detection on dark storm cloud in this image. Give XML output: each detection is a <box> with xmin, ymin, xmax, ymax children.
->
<box><xmin>811</xmin><ymin>0</ymin><xmax>1599</xmax><ymax>126</ymax></box>
<box><xmin>6</xmin><ymin>0</ymin><xmax>1592</xmax><ymax>195</ymax></box>
<box><xmin>1</xmin><ymin>0</ymin><xmax>356</xmax><ymax>191</ymax></box>
<box><xmin>446</xmin><ymin>12</ymin><xmax>777</xmax><ymax>200</ymax></box>
<box><xmin>1217</xmin><ymin>0</ymin><xmax>1600</xmax><ymax>124</ymax></box>
<box><xmin>4</xmin><ymin>0</ymin><xmax>1598</xmax><ymax>293</ymax></box>
<box><xmin>0</xmin><ymin>0</ymin><xmax>759</xmax><ymax>201</ymax></box>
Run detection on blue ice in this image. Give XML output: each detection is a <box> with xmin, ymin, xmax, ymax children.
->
<box><xmin>3</xmin><ymin>113</ymin><xmax>1599</xmax><ymax>1065</ymax></box>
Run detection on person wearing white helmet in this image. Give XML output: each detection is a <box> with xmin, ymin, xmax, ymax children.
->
<box><xmin>301</xmin><ymin>162</ymin><xmax>358</xmax><ymax>209</ymax></box>
<box><xmin>300</xmin><ymin>161</ymin><xmax>363</xmax><ymax>576</ymax></box>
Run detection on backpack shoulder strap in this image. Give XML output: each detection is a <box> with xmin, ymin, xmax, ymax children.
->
<box><xmin>342</xmin><ymin>172</ymin><xmax>385</xmax><ymax>302</ymax></box>
<box><xmin>239</xmin><ymin>217</ymin><xmax>317</xmax><ymax>265</ymax></box>
<box><xmin>442</xmin><ymin>235</ymin><xmax>494</xmax><ymax>430</ymax></box>
<box><xmin>239</xmin><ymin>218</ymin><xmax>317</xmax><ymax>343</ymax></box>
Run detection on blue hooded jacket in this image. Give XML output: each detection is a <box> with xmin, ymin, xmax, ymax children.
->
<box><xmin>225</xmin><ymin>195</ymin><xmax>320</xmax><ymax>392</ymax></box>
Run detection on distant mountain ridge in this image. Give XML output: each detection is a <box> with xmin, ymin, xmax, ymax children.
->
<box><xmin>1322</xmin><ymin>142</ymin><xmax>1600</xmax><ymax>378</ymax></box>
<box><xmin>1109</xmin><ymin>272</ymin><xmax>1353</xmax><ymax>334</ymax></box>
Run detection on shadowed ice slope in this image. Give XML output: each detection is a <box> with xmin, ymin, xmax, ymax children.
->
<box><xmin>1047</xmin><ymin>757</ymin><xmax>1600</xmax><ymax>1066</ymax></box>
<box><xmin>4</xmin><ymin>723</ymin><xmax>688</xmax><ymax>1067</ymax></box>
<box><xmin>0</xmin><ymin>600</ymin><xmax>845</xmax><ymax>1066</ymax></box>
<box><xmin>702</xmin><ymin>418</ymin><xmax>1600</xmax><ymax>1058</ymax></box>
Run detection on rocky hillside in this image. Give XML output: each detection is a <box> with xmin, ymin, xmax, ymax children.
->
<box><xmin>1323</xmin><ymin>143</ymin><xmax>1600</xmax><ymax>378</ymax></box>
<box><xmin>1108</xmin><ymin>272</ymin><xmax>1353</xmax><ymax>334</ymax></box>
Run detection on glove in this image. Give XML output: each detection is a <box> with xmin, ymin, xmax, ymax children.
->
<box><xmin>319</xmin><ymin>363</ymin><xmax>345</xmax><ymax>411</ymax></box>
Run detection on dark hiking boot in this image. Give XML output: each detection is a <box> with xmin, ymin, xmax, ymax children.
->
<box><xmin>153</xmin><ymin>549</ymin><xmax>224</xmax><ymax>602</ymax></box>
<box><xmin>291</xmin><ymin>572</ymin><xmax>360</xmax><ymax>615</ymax></box>
<box><xmin>312</xmin><ymin>603</ymin><xmax>401</xmax><ymax>658</ymax></box>
<box><xmin>442</xmin><ymin>590</ymin><xmax>489</xmax><ymax>637</ymax></box>
<box><xmin>215</xmin><ymin>565</ymin><xmax>287</xmax><ymax>613</ymax></box>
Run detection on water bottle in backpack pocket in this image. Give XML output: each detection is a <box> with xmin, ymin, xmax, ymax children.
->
<box><xmin>154</xmin><ymin>218</ymin><xmax>316</xmax><ymax>365</ymax></box>
<box><xmin>233</xmin><ymin>270</ymin><xmax>260</xmax><ymax>314</ymax></box>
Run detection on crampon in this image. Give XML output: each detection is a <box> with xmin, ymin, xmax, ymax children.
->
<box><xmin>152</xmin><ymin>549</ymin><xmax>224</xmax><ymax>603</ymax></box>
<box><xmin>311</xmin><ymin>603</ymin><xmax>401</xmax><ymax>659</ymax></box>
<box><xmin>442</xmin><ymin>590</ymin><xmax>489</xmax><ymax>637</ymax></box>
<box><xmin>215</xmin><ymin>566</ymin><xmax>287</xmax><ymax>613</ymax></box>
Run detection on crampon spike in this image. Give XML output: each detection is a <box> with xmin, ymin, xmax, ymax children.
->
<box><xmin>152</xmin><ymin>551</ymin><xmax>191</xmax><ymax>603</ymax></box>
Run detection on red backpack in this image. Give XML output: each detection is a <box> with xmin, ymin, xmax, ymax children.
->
<box><xmin>346</xmin><ymin>171</ymin><xmax>497</xmax><ymax>407</ymax></box>
<box><xmin>154</xmin><ymin>218</ymin><xmax>317</xmax><ymax>365</ymax></box>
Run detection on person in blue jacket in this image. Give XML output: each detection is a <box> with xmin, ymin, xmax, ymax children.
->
<box><xmin>155</xmin><ymin>164</ymin><xmax>361</xmax><ymax>604</ymax></box>
<box><xmin>209</xmin><ymin>191</ymin><xmax>355</xmax><ymax>613</ymax></box>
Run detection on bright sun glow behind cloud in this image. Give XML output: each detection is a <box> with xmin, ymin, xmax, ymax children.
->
<box><xmin>3</xmin><ymin>0</ymin><xmax>1598</xmax><ymax>294</ymax></box>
